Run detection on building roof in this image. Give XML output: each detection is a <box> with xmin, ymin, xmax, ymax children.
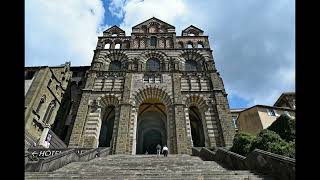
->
<box><xmin>182</xmin><ymin>25</ymin><xmax>204</xmax><ymax>33</ymax></box>
<box><xmin>238</xmin><ymin>104</ymin><xmax>294</xmax><ymax>116</ymax></box>
<box><xmin>230</xmin><ymin>108</ymin><xmax>247</xmax><ymax>113</ymax></box>
<box><xmin>274</xmin><ymin>92</ymin><xmax>295</xmax><ymax>106</ymax></box>
<box><xmin>132</xmin><ymin>17</ymin><xmax>175</xmax><ymax>29</ymax></box>
<box><xmin>25</xmin><ymin>66</ymin><xmax>48</xmax><ymax>70</ymax></box>
<box><xmin>26</xmin><ymin>65</ymin><xmax>90</xmax><ymax>71</ymax></box>
<box><xmin>70</xmin><ymin>66</ymin><xmax>90</xmax><ymax>69</ymax></box>
<box><xmin>103</xmin><ymin>25</ymin><xmax>125</xmax><ymax>33</ymax></box>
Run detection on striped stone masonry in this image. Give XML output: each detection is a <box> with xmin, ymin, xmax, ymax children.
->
<box><xmin>82</xmin><ymin>108</ymin><xmax>102</xmax><ymax>148</ymax></box>
<box><xmin>66</xmin><ymin>19</ymin><xmax>235</xmax><ymax>154</ymax></box>
<box><xmin>213</xmin><ymin>92</ymin><xmax>235</xmax><ymax>148</ymax></box>
<box><xmin>68</xmin><ymin>93</ymin><xmax>90</xmax><ymax>148</ymax></box>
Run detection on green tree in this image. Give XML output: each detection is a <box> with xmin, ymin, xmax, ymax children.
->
<box><xmin>250</xmin><ymin>129</ymin><xmax>295</xmax><ymax>158</ymax></box>
<box><xmin>230</xmin><ymin>132</ymin><xmax>255</xmax><ymax>156</ymax></box>
<box><xmin>267</xmin><ymin>114</ymin><xmax>295</xmax><ymax>142</ymax></box>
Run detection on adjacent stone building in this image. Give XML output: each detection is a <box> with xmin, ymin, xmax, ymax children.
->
<box><xmin>25</xmin><ymin>17</ymin><xmax>235</xmax><ymax>155</ymax></box>
<box><xmin>25</xmin><ymin>63</ymin><xmax>72</xmax><ymax>149</ymax></box>
<box><xmin>230</xmin><ymin>108</ymin><xmax>246</xmax><ymax>132</ymax></box>
<box><xmin>236</xmin><ymin>105</ymin><xmax>295</xmax><ymax>135</ymax></box>
<box><xmin>274</xmin><ymin>92</ymin><xmax>295</xmax><ymax>110</ymax></box>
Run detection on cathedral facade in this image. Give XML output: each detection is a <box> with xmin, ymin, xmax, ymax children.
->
<box><xmin>25</xmin><ymin>18</ymin><xmax>235</xmax><ymax>155</ymax></box>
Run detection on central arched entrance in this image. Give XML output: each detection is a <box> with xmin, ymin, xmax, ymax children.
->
<box><xmin>136</xmin><ymin>98</ymin><xmax>167</xmax><ymax>154</ymax></box>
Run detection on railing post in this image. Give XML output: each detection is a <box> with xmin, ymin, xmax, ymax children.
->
<box><xmin>38</xmin><ymin>124</ymin><xmax>51</xmax><ymax>148</ymax></box>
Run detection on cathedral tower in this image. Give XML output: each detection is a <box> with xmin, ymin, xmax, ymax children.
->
<box><xmin>68</xmin><ymin>17</ymin><xmax>235</xmax><ymax>154</ymax></box>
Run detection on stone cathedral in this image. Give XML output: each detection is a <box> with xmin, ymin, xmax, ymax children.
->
<box><xmin>25</xmin><ymin>17</ymin><xmax>235</xmax><ymax>155</ymax></box>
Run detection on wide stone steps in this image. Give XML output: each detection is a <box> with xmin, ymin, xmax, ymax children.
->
<box><xmin>25</xmin><ymin>154</ymin><xmax>274</xmax><ymax>179</ymax></box>
<box><xmin>25</xmin><ymin>173</ymin><xmax>272</xmax><ymax>180</ymax></box>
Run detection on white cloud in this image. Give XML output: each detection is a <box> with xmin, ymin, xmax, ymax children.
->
<box><xmin>108</xmin><ymin>0</ymin><xmax>295</xmax><ymax>107</ymax></box>
<box><xmin>26</xmin><ymin>0</ymin><xmax>295</xmax><ymax>107</ymax></box>
<box><xmin>25</xmin><ymin>0</ymin><xmax>105</xmax><ymax>66</ymax></box>
<box><xmin>108</xmin><ymin>0</ymin><xmax>189</xmax><ymax>34</ymax></box>
<box><xmin>108</xmin><ymin>0</ymin><xmax>126</xmax><ymax>18</ymax></box>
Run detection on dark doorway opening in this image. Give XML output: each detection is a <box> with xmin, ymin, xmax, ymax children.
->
<box><xmin>189</xmin><ymin>106</ymin><xmax>205</xmax><ymax>147</ymax></box>
<box><xmin>99</xmin><ymin>106</ymin><xmax>115</xmax><ymax>147</ymax></box>
<box><xmin>136</xmin><ymin>99</ymin><xmax>167</xmax><ymax>154</ymax></box>
<box><xmin>143</xmin><ymin>129</ymin><xmax>162</xmax><ymax>154</ymax></box>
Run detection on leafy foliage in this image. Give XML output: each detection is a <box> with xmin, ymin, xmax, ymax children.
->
<box><xmin>267</xmin><ymin>114</ymin><xmax>295</xmax><ymax>142</ymax></box>
<box><xmin>230</xmin><ymin>132</ymin><xmax>255</xmax><ymax>156</ymax></box>
<box><xmin>250</xmin><ymin>129</ymin><xmax>286</xmax><ymax>152</ymax></box>
<box><xmin>230</xmin><ymin>129</ymin><xmax>295</xmax><ymax>158</ymax></box>
<box><xmin>250</xmin><ymin>129</ymin><xmax>295</xmax><ymax>158</ymax></box>
<box><xmin>283</xmin><ymin>140</ymin><xmax>295</xmax><ymax>158</ymax></box>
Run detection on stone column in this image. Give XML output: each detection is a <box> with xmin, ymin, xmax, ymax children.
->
<box><xmin>204</xmin><ymin>106</ymin><xmax>218</xmax><ymax>148</ymax></box>
<box><xmin>172</xmin><ymin>73</ymin><xmax>192</xmax><ymax>154</ymax></box>
<box><xmin>82</xmin><ymin>100</ymin><xmax>102</xmax><ymax>148</ymax></box>
<box><xmin>131</xmin><ymin>107</ymin><xmax>138</xmax><ymax>155</ymax></box>
<box><xmin>173</xmin><ymin>104</ymin><xmax>191</xmax><ymax>154</ymax></box>
<box><xmin>114</xmin><ymin>104</ymin><xmax>131</xmax><ymax>154</ymax></box>
<box><xmin>164</xmin><ymin>61</ymin><xmax>169</xmax><ymax>71</ymax></box>
<box><xmin>68</xmin><ymin>93</ymin><xmax>90</xmax><ymax>148</ymax></box>
<box><xmin>187</xmin><ymin>75</ymin><xmax>192</xmax><ymax>90</ymax></box>
<box><xmin>184</xmin><ymin>106</ymin><xmax>193</xmax><ymax>145</ymax></box>
<box><xmin>38</xmin><ymin>124</ymin><xmax>50</xmax><ymax>148</ymax></box>
<box><xmin>166</xmin><ymin>105</ymin><xmax>176</xmax><ymax>154</ymax></box>
<box><xmin>210</xmin><ymin>72</ymin><xmax>235</xmax><ymax>148</ymax></box>
<box><xmin>198</xmin><ymin>75</ymin><xmax>202</xmax><ymax>91</ymax></box>
<box><xmin>114</xmin><ymin>73</ymin><xmax>132</xmax><ymax>154</ymax></box>
<box><xmin>213</xmin><ymin>92</ymin><xmax>235</xmax><ymax>148</ymax></box>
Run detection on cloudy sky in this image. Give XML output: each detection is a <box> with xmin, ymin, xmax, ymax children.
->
<box><xmin>25</xmin><ymin>0</ymin><xmax>295</xmax><ymax>109</ymax></box>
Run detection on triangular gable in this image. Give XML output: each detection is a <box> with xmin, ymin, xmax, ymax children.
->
<box><xmin>273</xmin><ymin>92</ymin><xmax>295</xmax><ymax>107</ymax></box>
<box><xmin>103</xmin><ymin>25</ymin><xmax>125</xmax><ymax>33</ymax></box>
<box><xmin>182</xmin><ymin>25</ymin><xmax>204</xmax><ymax>33</ymax></box>
<box><xmin>132</xmin><ymin>17</ymin><xmax>175</xmax><ymax>29</ymax></box>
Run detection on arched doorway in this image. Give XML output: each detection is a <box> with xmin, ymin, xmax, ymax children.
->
<box><xmin>136</xmin><ymin>98</ymin><xmax>167</xmax><ymax>154</ymax></box>
<box><xmin>189</xmin><ymin>106</ymin><xmax>205</xmax><ymax>147</ymax></box>
<box><xmin>142</xmin><ymin>129</ymin><xmax>162</xmax><ymax>154</ymax></box>
<box><xmin>98</xmin><ymin>106</ymin><xmax>115</xmax><ymax>147</ymax></box>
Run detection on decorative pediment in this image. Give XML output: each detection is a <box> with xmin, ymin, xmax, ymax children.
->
<box><xmin>103</xmin><ymin>25</ymin><xmax>125</xmax><ymax>36</ymax></box>
<box><xmin>132</xmin><ymin>17</ymin><xmax>175</xmax><ymax>33</ymax></box>
<box><xmin>182</xmin><ymin>25</ymin><xmax>204</xmax><ymax>36</ymax></box>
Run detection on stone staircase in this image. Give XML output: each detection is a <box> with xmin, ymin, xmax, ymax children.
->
<box><xmin>25</xmin><ymin>154</ymin><xmax>274</xmax><ymax>179</ymax></box>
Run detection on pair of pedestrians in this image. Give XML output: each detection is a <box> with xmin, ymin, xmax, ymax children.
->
<box><xmin>156</xmin><ymin>144</ymin><xmax>168</xmax><ymax>157</ymax></box>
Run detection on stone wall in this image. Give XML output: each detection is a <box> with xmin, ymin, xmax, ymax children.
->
<box><xmin>25</xmin><ymin>147</ymin><xmax>110</xmax><ymax>172</ymax></box>
<box><xmin>25</xmin><ymin>63</ymin><xmax>72</xmax><ymax>147</ymax></box>
<box><xmin>194</xmin><ymin>147</ymin><xmax>295</xmax><ymax>180</ymax></box>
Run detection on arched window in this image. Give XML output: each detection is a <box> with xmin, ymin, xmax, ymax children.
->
<box><xmin>185</xmin><ymin>60</ymin><xmax>198</xmax><ymax>71</ymax></box>
<box><xmin>150</xmin><ymin>36</ymin><xmax>157</xmax><ymax>47</ymax></box>
<box><xmin>178</xmin><ymin>42</ymin><xmax>184</xmax><ymax>48</ymax></box>
<box><xmin>109</xmin><ymin>60</ymin><xmax>122</xmax><ymax>70</ymax></box>
<box><xmin>36</xmin><ymin>95</ymin><xmax>46</xmax><ymax>113</ymax></box>
<box><xmin>111</xmin><ymin>33</ymin><xmax>118</xmax><ymax>37</ymax></box>
<box><xmin>43</xmin><ymin>100</ymin><xmax>56</xmax><ymax>124</ymax></box>
<box><xmin>146</xmin><ymin>58</ymin><xmax>160</xmax><ymax>71</ymax></box>
<box><xmin>104</xmin><ymin>43</ymin><xmax>111</xmax><ymax>49</ymax></box>
<box><xmin>123</xmin><ymin>40</ymin><xmax>130</xmax><ymax>49</ymax></box>
<box><xmin>188</xmin><ymin>33</ymin><xmax>195</xmax><ymax>36</ymax></box>
<box><xmin>115</xmin><ymin>43</ymin><xmax>121</xmax><ymax>49</ymax></box>
<box><xmin>197</xmin><ymin>43</ymin><xmax>204</xmax><ymax>48</ymax></box>
<box><xmin>187</xmin><ymin>42</ymin><xmax>193</xmax><ymax>48</ymax></box>
<box><xmin>132</xmin><ymin>62</ymin><xmax>138</xmax><ymax>71</ymax></box>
